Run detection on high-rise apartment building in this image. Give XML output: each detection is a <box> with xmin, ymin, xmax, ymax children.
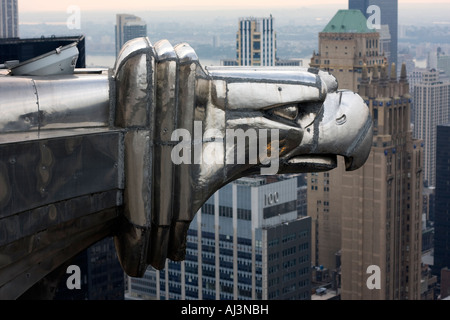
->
<box><xmin>434</xmin><ymin>124</ymin><xmax>450</xmax><ymax>277</ymax></box>
<box><xmin>236</xmin><ymin>16</ymin><xmax>276</xmax><ymax>66</ymax></box>
<box><xmin>413</xmin><ymin>69</ymin><xmax>450</xmax><ymax>187</ymax></box>
<box><xmin>308</xmin><ymin>9</ymin><xmax>423</xmax><ymax>300</ymax></box>
<box><xmin>115</xmin><ymin>14</ymin><xmax>147</xmax><ymax>56</ymax></box>
<box><xmin>127</xmin><ymin>176</ymin><xmax>312</xmax><ymax>300</ymax></box>
<box><xmin>349</xmin><ymin>0</ymin><xmax>398</xmax><ymax>71</ymax></box>
<box><xmin>0</xmin><ymin>0</ymin><xmax>18</xmax><ymax>38</ymax></box>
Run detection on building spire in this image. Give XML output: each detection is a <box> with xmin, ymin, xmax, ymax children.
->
<box><xmin>381</xmin><ymin>64</ymin><xmax>388</xmax><ymax>80</ymax></box>
<box><xmin>372</xmin><ymin>64</ymin><xmax>379</xmax><ymax>80</ymax></box>
<box><xmin>400</xmin><ymin>62</ymin><xmax>407</xmax><ymax>81</ymax></box>
<box><xmin>390</xmin><ymin>63</ymin><xmax>397</xmax><ymax>80</ymax></box>
<box><xmin>362</xmin><ymin>63</ymin><xmax>368</xmax><ymax>80</ymax></box>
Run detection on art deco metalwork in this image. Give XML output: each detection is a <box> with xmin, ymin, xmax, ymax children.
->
<box><xmin>0</xmin><ymin>37</ymin><xmax>372</xmax><ymax>298</ymax></box>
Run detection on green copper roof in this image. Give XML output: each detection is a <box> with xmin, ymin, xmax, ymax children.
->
<box><xmin>322</xmin><ymin>9</ymin><xmax>376</xmax><ymax>34</ymax></box>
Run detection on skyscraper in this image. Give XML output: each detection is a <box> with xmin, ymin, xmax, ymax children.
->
<box><xmin>0</xmin><ymin>0</ymin><xmax>18</xmax><ymax>38</ymax></box>
<box><xmin>236</xmin><ymin>16</ymin><xmax>276</xmax><ymax>66</ymax></box>
<box><xmin>434</xmin><ymin>124</ymin><xmax>450</xmax><ymax>277</ymax></box>
<box><xmin>127</xmin><ymin>176</ymin><xmax>312</xmax><ymax>300</ymax></box>
<box><xmin>413</xmin><ymin>69</ymin><xmax>450</xmax><ymax>187</ymax></box>
<box><xmin>438</xmin><ymin>49</ymin><xmax>450</xmax><ymax>78</ymax></box>
<box><xmin>349</xmin><ymin>0</ymin><xmax>398</xmax><ymax>71</ymax></box>
<box><xmin>310</xmin><ymin>9</ymin><xmax>386</xmax><ymax>91</ymax></box>
<box><xmin>115</xmin><ymin>14</ymin><xmax>147</xmax><ymax>57</ymax></box>
<box><xmin>308</xmin><ymin>9</ymin><xmax>423</xmax><ymax>300</ymax></box>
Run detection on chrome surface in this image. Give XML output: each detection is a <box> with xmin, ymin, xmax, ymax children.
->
<box><xmin>10</xmin><ymin>42</ymin><xmax>79</xmax><ymax>76</ymax></box>
<box><xmin>0</xmin><ymin>73</ymin><xmax>110</xmax><ymax>133</ymax></box>
<box><xmin>111</xmin><ymin>38</ymin><xmax>372</xmax><ymax>274</ymax></box>
<box><xmin>0</xmin><ymin>36</ymin><xmax>373</xmax><ymax>296</ymax></box>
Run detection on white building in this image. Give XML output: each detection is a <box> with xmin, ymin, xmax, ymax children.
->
<box><xmin>126</xmin><ymin>176</ymin><xmax>312</xmax><ymax>300</ymax></box>
<box><xmin>413</xmin><ymin>69</ymin><xmax>450</xmax><ymax>187</ymax></box>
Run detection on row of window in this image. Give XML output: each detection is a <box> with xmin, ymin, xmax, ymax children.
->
<box><xmin>201</xmin><ymin>203</ymin><xmax>252</xmax><ymax>221</ymax></box>
<box><xmin>269</xmin><ymin>257</ymin><xmax>310</xmax><ymax>274</ymax></box>
<box><xmin>268</xmin><ymin>230</ymin><xmax>309</xmax><ymax>248</ymax></box>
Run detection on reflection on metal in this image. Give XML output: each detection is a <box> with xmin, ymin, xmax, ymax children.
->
<box><xmin>0</xmin><ymin>37</ymin><xmax>373</xmax><ymax>298</ymax></box>
<box><xmin>10</xmin><ymin>42</ymin><xmax>79</xmax><ymax>76</ymax></box>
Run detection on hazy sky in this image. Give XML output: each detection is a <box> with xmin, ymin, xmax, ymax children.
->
<box><xmin>18</xmin><ymin>0</ymin><xmax>450</xmax><ymax>12</ymax></box>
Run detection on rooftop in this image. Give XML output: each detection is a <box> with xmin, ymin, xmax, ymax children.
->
<box><xmin>322</xmin><ymin>9</ymin><xmax>377</xmax><ymax>34</ymax></box>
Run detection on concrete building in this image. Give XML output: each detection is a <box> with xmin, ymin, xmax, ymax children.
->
<box><xmin>115</xmin><ymin>14</ymin><xmax>147</xmax><ymax>57</ymax></box>
<box><xmin>310</xmin><ymin>9</ymin><xmax>387</xmax><ymax>91</ymax></box>
<box><xmin>0</xmin><ymin>0</ymin><xmax>18</xmax><ymax>38</ymax></box>
<box><xmin>236</xmin><ymin>16</ymin><xmax>276</xmax><ymax>66</ymax></box>
<box><xmin>308</xmin><ymin>9</ymin><xmax>423</xmax><ymax>300</ymax></box>
<box><xmin>413</xmin><ymin>69</ymin><xmax>450</xmax><ymax>187</ymax></box>
<box><xmin>438</xmin><ymin>54</ymin><xmax>450</xmax><ymax>79</ymax></box>
<box><xmin>127</xmin><ymin>176</ymin><xmax>312</xmax><ymax>300</ymax></box>
<box><xmin>275</xmin><ymin>58</ymin><xmax>303</xmax><ymax>67</ymax></box>
<box><xmin>349</xmin><ymin>0</ymin><xmax>398</xmax><ymax>71</ymax></box>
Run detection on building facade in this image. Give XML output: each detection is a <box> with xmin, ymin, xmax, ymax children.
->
<box><xmin>310</xmin><ymin>9</ymin><xmax>386</xmax><ymax>92</ymax></box>
<box><xmin>438</xmin><ymin>54</ymin><xmax>450</xmax><ymax>78</ymax></box>
<box><xmin>308</xmin><ymin>9</ymin><xmax>423</xmax><ymax>300</ymax></box>
<box><xmin>127</xmin><ymin>176</ymin><xmax>312</xmax><ymax>300</ymax></box>
<box><xmin>236</xmin><ymin>16</ymin><xmax>276</xmax><ymax>66</ymax></box>
<box><xmin>0</xmin><ymin>0</ymin><xmax>18</xmax><ymax>38</ymax></box>
<box><xmin>434</xmin><ymin>124</ymin><xmax>450</xmax><ymax>277</ymax></box>
<box><xmin>349</xmin><ymin>0</ymin><xmax>398</xmax><ymax>71</ymax></box>
<box><xmin>115</xmin><ymin>14</ymin><xmax>147</xmax><ymax>56</ymax></box>
<box><xmin>413</xmin><ymin>69</ymin><xmax>450</xmax><ymax>187</ymax></box>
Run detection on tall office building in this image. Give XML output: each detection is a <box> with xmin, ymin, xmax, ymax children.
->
<box><xmin>438</xmin><ymin>49</ymin><xmax>450</xmax><ymax>78</ymax></box>
<box><xmin>434</xmin><ymin>124</ymin><xmax>450</xmax><ymax>277</ymax></box>
<box><xmin>413</xmin><ymin>69</ymin><xmax>450</xmax><ymax>187</ymax></box>
<box><xmin>310</xmin><ymin>9</ymin><xmax>386</xmax><ymax>91</ymax></box>
<box><xmin>0</xmin><ymin>0</ymin><xmax>18</xmax><ymax>38</ymax></box>
<box><xmin>236</xmin><ymin>16</ymin><xmax>276</xmax><ymax>66</ymax></box>
<box><xmin>308</xmin><ymin>9</ymin><xmax>423</xmax><ymax>300</ymax></box>
<box><xmin>349</xmin><ymin>0</ymin><xmax>398</xmax><ymax>72</ymax></box>
<box><xmin>115</xmin><ymin>14</ymin><xmax>147</xmax><ymax>57</ymax></box>
<box><xmin>127</xmin><ymin>176</ymin><xmax>312</xmax><ymax>300</ymax></box>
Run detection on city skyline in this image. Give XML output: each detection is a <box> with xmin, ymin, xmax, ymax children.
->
<box><xmin>17</xmin><ymin>0</ymin><xmax>450</xmax><ymax>12</ymax></box>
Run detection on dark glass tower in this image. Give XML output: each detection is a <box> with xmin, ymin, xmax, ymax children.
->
<box><xmin>434</xmin><ymin>124</ymin><xmax>450</xmax><ymax>276</ymax></box>
<box><xmin>349</xmin><ymin>0</ymin><xmax>398</xmax><ymax>71</ymax></box>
